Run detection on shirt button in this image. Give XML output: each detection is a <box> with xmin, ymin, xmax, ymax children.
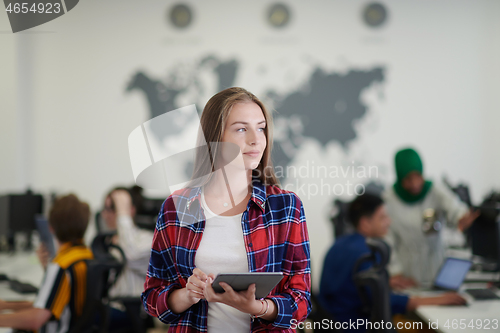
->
<box><xmin>249</xmin><ymin>243</ymin><xmax>253</xmax><ymax>248</ymax></box>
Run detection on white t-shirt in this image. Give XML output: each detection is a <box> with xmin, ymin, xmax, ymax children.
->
<box><xmin>195</xmin><ymin>189</ymin><xmax>250</xmax><ymax>333</ymax></box>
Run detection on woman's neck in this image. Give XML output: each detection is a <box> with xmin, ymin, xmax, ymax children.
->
<box><xmin>204</xmin><ymin>167</ymin><xmax>252</xmax><ymax>203</ymax></box>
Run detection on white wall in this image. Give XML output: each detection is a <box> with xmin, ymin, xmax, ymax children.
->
<box><xmin>1</xmin><ymin>0</ymin><xmax>499</xmax><ymax>289</ymax></box>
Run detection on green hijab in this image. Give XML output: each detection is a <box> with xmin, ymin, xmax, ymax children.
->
<box><xmin>393</xmin><ymin>148</ymin><xmax>432</xmax><ymax>204</ymax></box>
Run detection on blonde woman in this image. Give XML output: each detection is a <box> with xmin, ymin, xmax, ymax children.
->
<box><xmin>142</xmin><ymin>87</ymin><xmax>311</xmax><ymax>332</ymax></box>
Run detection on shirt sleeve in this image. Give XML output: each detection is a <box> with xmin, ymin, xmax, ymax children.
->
<box><xmin>435</xmin><ymin>184</ymin><xmax>468</xmax><ymax>228</ymax></box>
<box><xmin>33</xmin><ymin>263</ymin><xmax>70</xmax><ymax>320</ymax></box>
<box><xmin>390</xmin><ymin>293</ymin><xmax>409</xmax><ymax>315</ymax></box>
<box><xmin>116</xmin><ymin>215</ymin><xmax>154</xmax><ymax>266</ymax></box>
<box><xmin>141</xmin><ymin>199</ymin><xmax>184</xmax><ymax>324</ymax></box>
<box><xmin>384</xmin><ymin>226</ymin><xmax>404</xmax><ymax>276</ymax></box>
<box><xmin>257</xmin><ymin>195</ymin><xmax>312</xmax><ymax>329</ymax></box>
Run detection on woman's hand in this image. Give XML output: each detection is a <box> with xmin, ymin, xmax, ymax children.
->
<box><xmin>110</xmin><ymin>190</ymin><xmax>133</xmax><ymax>217</ymax></box>
<box><xmin>186</xmin><ymin>268</ymin><xmax>209</xmax><ymax>304</ymax></box>
<box><xmin>458</xmin><ymin>208</ymin><xmax>480</xmax><ymax>232</ymax></box>
<box><xmin>203</xmin><ymin>274</ymin><xmax>262</xmax><ymax>315</ymax></box>
<box><xmin>167</xmin><ymin>267</ymin><xmax>209</xmax><ymax>314</ymax></box>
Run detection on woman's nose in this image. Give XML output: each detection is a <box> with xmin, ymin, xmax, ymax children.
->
<box><xmin>247</xmin><ymin>129</ymin><xmax>260</xmax><ymax>145</ymax></box>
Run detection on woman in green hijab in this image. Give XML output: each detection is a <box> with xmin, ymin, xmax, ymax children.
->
<box><xmin>383</xmin><ymin>148</ymin><xmax>479</xmax><ymax>289</ymax></box>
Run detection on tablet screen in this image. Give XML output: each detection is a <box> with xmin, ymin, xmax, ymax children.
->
<box><xmin>212</xmin><ymin>272</ymin><xmax>284</xmax><ymax>299</ymax></box>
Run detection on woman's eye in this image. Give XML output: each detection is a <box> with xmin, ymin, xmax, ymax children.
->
<box><xmin>237</xmin><ymin>128</ymin><xmax>245</xmax><ymax>132</ymax></box>
<box><xmin>258</xmin><ymin>127</ymin><xmax>266</xmax><ymax>131</ymax></box>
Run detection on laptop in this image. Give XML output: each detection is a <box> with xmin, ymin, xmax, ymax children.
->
<box><xmin>403</xmin><ymin>257</ymin><xmax>472</xmax><ymax>296</ymax></box>
<box><xmin>432</xmin><ymin>257</ymin><xmax>472</xmax><ymax>291</ymax></box>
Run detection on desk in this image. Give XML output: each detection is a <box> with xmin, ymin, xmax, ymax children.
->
<box><xmin>0</xmin><ymin>251</ymin><xmax>44</xmax><ymax>333</ymax></box>
<box><xmin>0</xmin><ymin>252</ymin><xmax>44</xmax><ymax>287</ymax></box>
<box><xmin>414</xmin><ymin>282</ymin><xmax>500</xmax><ymax>333</ymax></box>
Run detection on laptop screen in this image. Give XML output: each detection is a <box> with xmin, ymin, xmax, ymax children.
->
<box><xmin>434</xmin><ymin>258</ymin><xmax>472</xmax><ymax>291</ymax></box>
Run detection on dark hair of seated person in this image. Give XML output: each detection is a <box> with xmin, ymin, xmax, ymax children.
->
<box><xmin>348</xmin><ymin>193</ymin><xmax>384</xmax><ymax>228</ymax></box>
<box><xmin>106</xmin><ymin>185</ymin><xmax>144</xmax><ymax>212</ymax></box>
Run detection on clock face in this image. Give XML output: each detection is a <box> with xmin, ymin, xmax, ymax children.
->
<box><xmin>363</xmin><ymin>2</ymin><xmax>388</xmax><ymax>28</ymax></box>
<box><xmin>168</xmin><ymin>4</ymin><xmax>193</xmax><ymax>29</ymax></box>
<box><xmin>267</xmin><ymin>3</ymin><xmax>291</xmax><ymax>28</ymax></box>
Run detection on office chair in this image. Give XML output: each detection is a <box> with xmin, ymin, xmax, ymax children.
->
<box><xmin>90</xmin><ymin>231</ymin><xmax>150</xmax><ymax>333</ymax></box>
<box><xmin>353</xmin><ymin>238</ymin><xmax>396</xmax><ymax>333</ymax></box>
<box><xmin>303</xmin><ymin>292</ymin><xmax>338</xmax><ymax>333</ymax></box>
<box><xmin>299</xmin><ymin>260</ymin><xmax>338</xmax><ymax>333</ymax></box>
<box><xmin>329</xmin><ymin>199</ymin><xmax>354</xmax><ymax>239</ymax></box>
<box><xmin>68</xmin><ymin>258</ymin><xmax>124</xmax><ymax>333</ymax></box>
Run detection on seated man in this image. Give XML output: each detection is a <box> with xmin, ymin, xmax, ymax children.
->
<box><xmin>319</xmin><ymin>193</ymin><xmax>466</xmax><ymax>332</ymax></box>
<box><xmin>0</xmin><ymin>194</ymin><xmax>94</xmax><ymax>333</ymax></box>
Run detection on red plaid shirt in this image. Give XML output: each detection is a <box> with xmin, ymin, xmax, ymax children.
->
<box><xmin>142</xmin><ymin>176</ymin><xmax>311</xmax><ymax>332</ymax></box>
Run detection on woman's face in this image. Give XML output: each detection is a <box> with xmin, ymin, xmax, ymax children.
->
<box><xmin>402</xmin><ymin>171</ymin><xmax>425</xmax><ymax>195</ymax></box>
<box><xmin>221</xmin><ymin>102</ymin><xmax>267</xmax><ymax>170</ymax></box>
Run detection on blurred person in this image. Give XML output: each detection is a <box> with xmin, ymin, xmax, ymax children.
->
<box><xmin>319</xmin><ymin>193</ymin><xmax>466</xmax><ymax>333</ymax></box>
<box><xmin>100</xmin><ymin>186</ymin><xmax>154</xmax><ymax>332</ymax></box>
<box><xmin>142</xmin><ymin>87</ymin><xmax>311</xmax><ymax>332</ymax></box>
<box><xmin>384</xmin><ymin>148</ymin><xmax>479</xmax><ymax>289</ymax></box>
<box><xmin>101</xmin><ymin>185</ymin><xmax>153</xmax><ymax>297</ymax></box>
<box><xmin>0</xmin><ymin>194</ymin><xmax>93</xmax><ymax>333</ymax></box>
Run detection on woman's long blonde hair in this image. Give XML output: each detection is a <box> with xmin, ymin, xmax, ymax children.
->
<box><xmin>187</xmin><ymin>87</ymin><xmax>280</xmax><ymax>188</ymax></box>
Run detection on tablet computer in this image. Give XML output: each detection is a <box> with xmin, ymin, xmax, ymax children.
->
<box><xmin>212</xmin><ymin>272</ymin><xmax>284</xmax><ymax>299</ymax></box>
<box><xmin>35</xmin><ymin>214</ymin><xmax>56</xmax><ymax>258</ymax></box>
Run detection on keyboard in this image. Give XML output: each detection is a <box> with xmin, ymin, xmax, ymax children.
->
<box><xmin>9</xmin><ymin>280</ymin><xmax>39</xmax><ymax>294</ymax></box>
<box><xmin>465</xmin><ymin>288</ymin><xmax>500</xmax><ymax>300</ymax></box>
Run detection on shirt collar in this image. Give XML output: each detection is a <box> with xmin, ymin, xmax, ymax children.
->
<box><xmin>186</xmin><ymin>175</ymin><xmax>267</xmax><ymax>213</ymax></box>
<box><xmin>56</xmin><ymin>240</ymin><xmax>85</xmax><ymax>254</ymax></box>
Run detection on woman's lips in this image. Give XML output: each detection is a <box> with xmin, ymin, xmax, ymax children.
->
<box><xmin>244</xmin><ymin>152</ymin><xmax>260</xmax><ymax>157</ymax></box>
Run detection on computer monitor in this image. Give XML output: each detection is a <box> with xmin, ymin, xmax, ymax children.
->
<box><xmin>95</xmin><ymin>197</ymin><xmax>163</xmax><ymax>233</ymax></box>
<box><xmin>0</xmin><ymin>193</ymin><xmax>44</xmax><ymax>237</ymax></box>
<box><xmin>469</xmin><ymin>202</ymin><xmax>500</xmax><ymax>271</ymax></box>
<box><xmin>135</xmin><ymin>198</ymin><xmax>164</xmax><ymax>230</ymax></box>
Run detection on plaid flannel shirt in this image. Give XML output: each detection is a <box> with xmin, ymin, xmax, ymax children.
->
<box><xmin>142</xmin><ymin>176</ymin><xmax>311</xmax><ymax>332</ymax></box>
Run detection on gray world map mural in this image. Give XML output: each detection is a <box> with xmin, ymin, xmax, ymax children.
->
<box><xmin>126</xmin><ymin>55</ymin><xmax>385</xmax><ymax>179</ymax></box>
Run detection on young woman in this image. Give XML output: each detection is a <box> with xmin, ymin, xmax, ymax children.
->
<box><xmin>142</xmin><ymin>87</ymin><xmax>311</xmax><ymax>332</ymax></box>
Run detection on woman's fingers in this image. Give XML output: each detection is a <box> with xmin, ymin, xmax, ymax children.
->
<box><xmin>193</xmin><ymin>268</ymin><xmax>208</xmax><ymax>282</ymax></box>
<box><xmin>204</xmin><ymin>277</ymin><xmax>220</xmax><ymax>302</ymax></box>
<box><xmin>186</xmin><ymin>280</ymin><xmax>205</xmax><ymax>296</ymax></box>
<box><xmin>218</xmin><ymin>282</ymin><xmax>235</xmax><ymax>293</ymax></box>
<box><xmin>187</xmin><ymin>270</ymin><xmax>209</xmax><ymax>297</ymax></box>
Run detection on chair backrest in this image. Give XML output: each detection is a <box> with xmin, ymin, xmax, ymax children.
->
<box><xmin>91</xmin><ymin>232</ymin><xmax>126</xmax><ymax>264</ymax></box>
<box><xmin>330</xmin><ymin>199</ymin><xmax>355</xmax><ymax>239</ymax></box>
<box><xmin>353</xmin><ymin>238</ymin><xmax>396</xmax><ymax>333</ymax></box>
<box><xmin>68</xmin><ymin>259</ymin><xmax>125</xmax><ymax>333</ymax></box>
<box><xmin>66</xmin><ymin>233</ymin><xmax>127</xmax><ymax>333</ymax></box>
